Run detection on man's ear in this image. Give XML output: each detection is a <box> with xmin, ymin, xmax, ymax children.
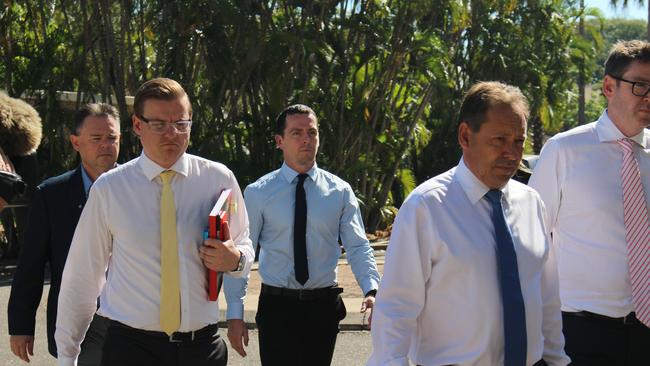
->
<box><xmin>132</xmin><ymin>114</ymin><xmax>143</xmax><ymax>137</ymax></box>
<box><xmin>602</xmin><ymin>75</ymin><xmax>617</xmax><ymax>99</ymax></box>
<box><xmin>458</xmin><ymin>122</ymin><xmax>472</xmax><ymax>150</ymax></box>
<box><xmin>69</xmin><ymin>134</ymin><xmax>80</xmax><ymax>152</ymax></box>
<box><xmin>274</xmin><ymin>134</ymin><xmax>283</xmax><ymax>150</ymax></box>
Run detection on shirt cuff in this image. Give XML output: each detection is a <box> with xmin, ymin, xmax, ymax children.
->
<box><xmin>360</xmin><ymin>279</ymin><xmax>380</xmax><ymax>297</ymax></box>
<box><xmin>57</xmin><ymin>356</ymin><xmax>78</xmax><ymax>366</ymax></box>
<box><xmin>365</xmin><ymin>289</ymin><xmax>377</xmax><ymax>298</ymax></box>
<box><xmin>226</xmin><ymin>301</ymin><xmax>244</xmax><ymax>320</ymax></box>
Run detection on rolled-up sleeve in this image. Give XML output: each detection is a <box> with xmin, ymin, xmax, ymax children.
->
<box><xmin>223</xmin><ymin>184</ymin><xmax>260</xmax><ymax>320</ymax></box>
<box><xmin>55</xmin><ymin>185</ymin><xmax>111</xmax><ymax>366</ymax></box>
<box><xmin>223</xmin><ymin>171</ymin><xmax>254</xmax><ymax>278</ymax></box>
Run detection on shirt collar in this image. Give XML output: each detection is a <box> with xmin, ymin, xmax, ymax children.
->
<box><xmin>138</xmin><ymin>152</ymin><xmax>190</xmax><ymax>181</ymax></box>
<box><xmin>597</xmin><ymin>109</ymin><xmax>647</xmax><ymax>147</ymax></box>
<box><xmin>455</xmin><ymin>157</ymin><xmax>511</xmax><ymax>205</ymax></box>
<box><xmin>280</xmin><ymin>162</ymin><xmax>318</xmax><ymax>183</ymax></box>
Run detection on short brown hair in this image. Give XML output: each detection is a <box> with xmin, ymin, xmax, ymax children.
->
<box><xmin>73</xmin><ymin>103</ymin><xmax>119</xmax><ymax>135</ymax></box>
<box><xmin>458</xmin><ymin>81</ymin><xmax>530</xmax><ymax>132</ymax></box>
<box><xmin>133</xmin><ymin>78</ymin><xmax>192</xmax><ymax>118</ymax></box>
<box><xmin>604</xmin><ymin>40</ymin><xmax>650</xmax><ymax>78</ymax></box>
<box><xmin>275</xmin><ymin>104</ymin><xmax>317</xmax><ymax>135</ymax></box>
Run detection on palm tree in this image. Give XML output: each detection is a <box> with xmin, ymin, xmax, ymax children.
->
<box><xmin>609</xmin><ymin>0</ymin><xmax>649</xmax><ymax>41</ymax></box>
<box><xmin>579</xmin><ymin>0</ymin><xmax>587</xmax><ymax>126</ymax></box>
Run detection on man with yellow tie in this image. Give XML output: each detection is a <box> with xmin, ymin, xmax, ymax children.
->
<box><xmin>54</xmin><ymin>78</ymin><xmax>254</xmax><ymax>366</ymax></box>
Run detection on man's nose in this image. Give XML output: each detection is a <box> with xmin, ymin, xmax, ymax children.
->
<box><xmin>162</xmin><ymin>123</ymin><xmax>180</xmax><ymax>136</ymax></box>
<box><xmin>503</xmin><ymin>143</ymin><xmax>521</xmax><ymax>159</ymax></box>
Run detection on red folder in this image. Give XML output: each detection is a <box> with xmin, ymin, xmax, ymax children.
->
<box><xmin>207</xmin><ymin>188</ymin><xmax>232</xmax><ymax>301</ymax></box>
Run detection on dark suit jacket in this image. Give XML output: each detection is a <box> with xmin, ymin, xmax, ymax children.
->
<box><xmin>7</xmin><ymin>167</ymin><xmax>86</xmax><ymax>357</ymax></box>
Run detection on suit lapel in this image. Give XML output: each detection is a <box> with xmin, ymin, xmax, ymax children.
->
<box><xmin>67</xmin><ymin>166</ymin><xmax>86</xmax><ymax>222</ymax></box>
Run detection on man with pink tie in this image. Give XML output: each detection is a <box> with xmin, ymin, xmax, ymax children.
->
<box><xmin>530</xmin><ymin>40</ymin><xmax>650</xmax><ymax>365</ymax></box>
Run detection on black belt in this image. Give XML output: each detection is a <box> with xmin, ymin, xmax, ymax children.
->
<box><xmin>261</xmin><ymin>283</ymin><xmax>343</xmax><ymax>301</ymax></box>
<box><xmin>565</xmin><ymin>311</ymin><xmax>641</xmax><ymax>325</ymax></box>
<box><xmin>108</xmin><ymin>319</ymin><xmax>219</xmax><ymax>343</ymax></box>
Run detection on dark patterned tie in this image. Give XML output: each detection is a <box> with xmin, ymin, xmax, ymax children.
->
<box><xmin>485</xmin><ymin>189</ymin><xmax>527</xmax><ymax>366</ymax></box>
<box><xmin>294</xmin><ymin>173</ymin><xmax>309</xmax><ymax>285</ymax></box>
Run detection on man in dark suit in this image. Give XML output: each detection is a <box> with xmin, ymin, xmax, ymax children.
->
<box><xmin>7</xmin><ymin>103</ymin><xmax>121</xmax><ymax>364</ymax></box>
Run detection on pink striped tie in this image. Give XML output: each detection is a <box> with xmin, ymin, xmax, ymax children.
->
<box><xmin>619</xmin><ymin>138</ymin><xmax>650</xmax><ymax>327</ymax></box>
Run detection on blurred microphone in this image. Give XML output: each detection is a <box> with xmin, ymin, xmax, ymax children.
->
<box><xmin>0</xmin><ymin>91</ymin><xmax>42</xmax><ymax>157</ymax></box>
<box><xmin>0</xmin><ymin>91</ymin><xmax>42</xmax><ymax>204</ymax></box>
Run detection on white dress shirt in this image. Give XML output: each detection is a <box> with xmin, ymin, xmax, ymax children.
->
<box><xmin>368</xmin><ymin>159</ymin><xmax>569</xmax><ymax>366</ymax></box>
<box><xmin>55</xmin><ymin>153</ymin><xmax>254</xmax><ymax>366</ymax></box>
<box><xmin>529</xmin><ymin>111</ymin><xmax>650</xmax><ymax>317</ymax></box>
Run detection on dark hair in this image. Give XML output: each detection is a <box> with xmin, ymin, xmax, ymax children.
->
<box><xmin>133</xmin><ymin>78</ymin><xmax>192</xmax><ymax>118</ymax></box>
<box><xmin>604</xmin><ymin>40</ymin><xmax>650</xmax><ymax>78</ymax></box>
<box><xmin>275</xmin><ymin>104</ymin><xmax>316</xmax><ymax>135</ymax></box>
<box><xmin>73</xmin><ymin>103</ymin><xmax>120</xmax><ymax>135</ymax></box>
<box><xmin>458</xmin><ymin>81</ymin><xmax>529</xmax><ymax>132</ymax></box>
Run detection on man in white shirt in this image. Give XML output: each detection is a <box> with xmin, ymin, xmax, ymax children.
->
<box><xmin>368</xmin><ymin>81</ymin><xmax>570</xmax><ymax>366</ymax></box>
<box><xmin>529</xmin><ymin>40</ymin><xmax>650</xmax><ymax>365</ymax></box>
<box><xmin>9</xmin><ymin>103</ymin><xmax>120</xmax><ymax>364</ymax></box>
<box><xmin>54</xmin><ymin>78</ymin><xmax>254</xmax><ymax>366</ymax></box>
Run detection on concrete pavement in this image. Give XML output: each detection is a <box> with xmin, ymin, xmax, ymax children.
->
<box><xmin>0</xmin><ymin>246</ymin><xmax>387</xmax><ymax>365</ymax></box>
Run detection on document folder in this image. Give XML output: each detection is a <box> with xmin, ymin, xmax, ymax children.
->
<box><xmin>206</xmin><ymin>188</ymin><xmax>232</xmax><ymax>301</ymax></box>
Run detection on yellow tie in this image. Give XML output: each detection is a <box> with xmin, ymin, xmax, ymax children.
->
<box><xmin>159</xmin><ymin>170</ymin><xmax>180</xmax><ymax>335</ymax></box>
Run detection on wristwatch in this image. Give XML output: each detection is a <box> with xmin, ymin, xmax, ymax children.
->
<box><xmin>232</xmin><ymin>252</ymin><xmax>245</xmax><ymax>272</ymax></box>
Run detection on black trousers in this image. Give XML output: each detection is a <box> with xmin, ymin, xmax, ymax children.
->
<box><xmin>100</xmin><ymin>321</ymin><xmax>227</xmax><ymax>366</ymax></box>
<box><xmin>562</xmin><ymin>311</ymin><xmax>650</xmax><ymax>366</ymax></box>
<box><xmin>78</xmin><ymin>314</ymin><xmax>111</xmax><ymax>366</ymax></box>
<box><xmin>417</xmin><ymin>359</ymin><xmax>547</xmax><ymax>366</ymax></box>
<box><xmin>255</xmin><ymin>287</ymin><xmax>347</xmax><ymax>366</ymax></box>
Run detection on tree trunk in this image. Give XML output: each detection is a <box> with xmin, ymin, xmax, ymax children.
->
<box><xmin>577</xmin><ymin>0</ymin><xmax>586</xmax><ymax>128</ymax></box>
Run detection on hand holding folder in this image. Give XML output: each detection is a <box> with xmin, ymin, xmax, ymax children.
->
<box><xmin>199</xmin><ymin>188</ymin><xmax>235</xmax><ymax>301</ymax></box>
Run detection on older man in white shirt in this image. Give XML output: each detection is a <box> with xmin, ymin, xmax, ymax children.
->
<box><xmin>530</xmin><ymin>40</ymin><xmax>650</xmax><ymax>366</ymax></box>
<box><xmin>55</xmin><ymin>78</ymin><xmax>254</xmax><ymax>366</ymax></box>
<box><xmin>368</xmin><ymin>81</ymin><xmax>570</xmax><ymax>366</ymax></box>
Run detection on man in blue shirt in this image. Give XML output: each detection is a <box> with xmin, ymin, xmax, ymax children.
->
<box><xmin>224</xmin><ymin>104</ymin><xmax>380</xmax><ymax>365</ymax></box>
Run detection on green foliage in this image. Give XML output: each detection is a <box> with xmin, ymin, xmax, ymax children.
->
<box><xmin>591</xmin><ymin>17</ymin><xmax>647</xmax><ymax>78</ymax></box>
<box><xmin>0</xmin><ymin>0</ymin><xmax>618</xmax><ymax>231</ymax></box>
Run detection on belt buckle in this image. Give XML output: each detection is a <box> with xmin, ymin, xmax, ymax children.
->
<box><xmin>168</xmin><ymin>331</ymin><xmax>195</xmax><ymax>343</ymax></box>
<box><xmin>298</xmin><ymin>289</ymin><xmax>313</xmax><ymax>301</ymax></box>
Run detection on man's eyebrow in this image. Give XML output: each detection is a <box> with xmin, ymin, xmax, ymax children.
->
<box><xmin>626</xmin><ymin>75</ymin><xmax>650</xmax><ymax>83</ymax></box>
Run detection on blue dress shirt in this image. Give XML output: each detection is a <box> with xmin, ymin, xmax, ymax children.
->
<box><xmin>224</xmin><ymin>162</ymin><xmax>380</xmax><ymax>319</ymax></box>
<box><xmin>80</xmin><ymin>166</ymin><xmax>93</xmax><ymax>197</ymax></box>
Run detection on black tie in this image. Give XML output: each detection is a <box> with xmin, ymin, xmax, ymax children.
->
<box><xmin>294</xmin><ymin>173</ymin><xmax>309</xmax><ymax>285</ymax></box>
<box><xmin>485</xmin><ymin>189</ymin><xmax>527</xmax><ymax>366</ymax></box>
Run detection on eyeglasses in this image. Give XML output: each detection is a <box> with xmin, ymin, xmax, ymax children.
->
<box><xmin>137</xmin><ymin>115</ymin><xmax>192</xmax><ymax>134</ymax></box>
<box><xmin>609</xmin><ymin>75</ymin><xmax>650</xmax><ymax>97</ymax></box>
